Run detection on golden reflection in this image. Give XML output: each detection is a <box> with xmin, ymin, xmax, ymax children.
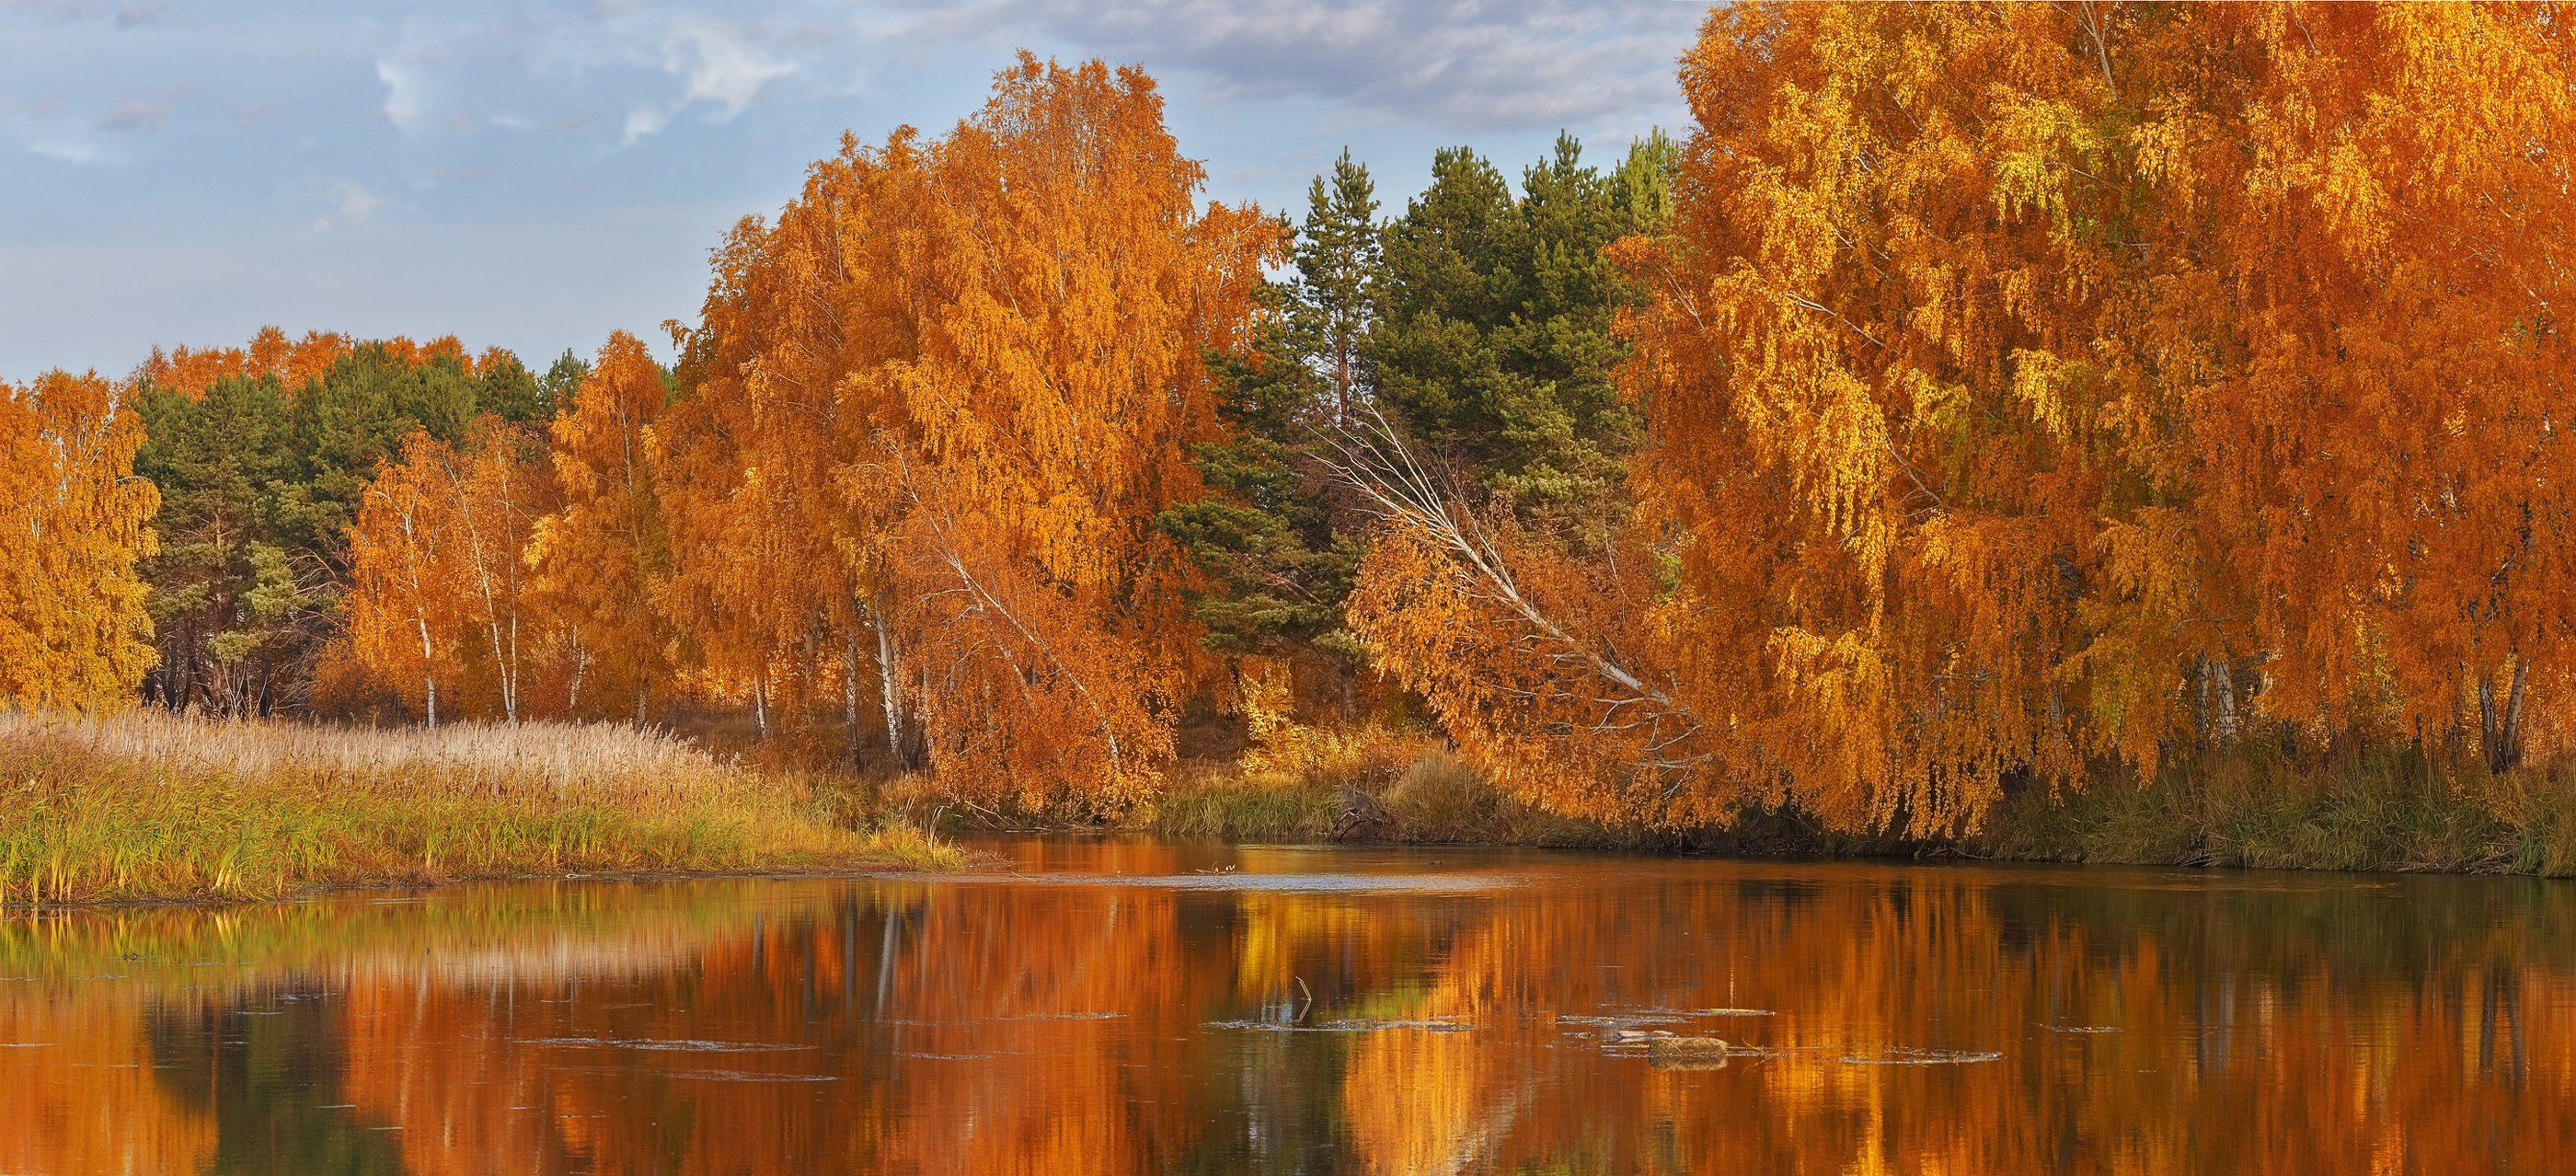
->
<box><xmin>0</xmin><ymin>858</ymin><xmax>2565</xmax><ymax>1173</ymax></box>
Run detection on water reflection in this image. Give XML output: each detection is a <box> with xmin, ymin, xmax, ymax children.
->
<box><xmin>1</xmin><ymin>842</ymin><xmax>2570</xmax><ymax>1174</ymax></box>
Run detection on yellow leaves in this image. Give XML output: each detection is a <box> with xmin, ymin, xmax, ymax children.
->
<box><xmin>344</xmin><ymin>432</ymin><xmax>464</xmax><ymax>722</ymax></box>
<box><xmin>1587</xmin><ymin>0</ymin><xmax>2576</xmax><ymax>830</ymax></box>
<box><xmin>1989</xmin><ymin>97</ymin><xmax>2105</xmax><ymax>227</ymax></box>
<box><xmin>534</xmin><ymin>333</ymin><xmax>673</xmax><ymax>716</ymax></box>
<box><xmin>0</xmin><ymin>373</ymin><xmax>157</xmax><ymax>713</ymax></box>
<box><xmin>343</xmin><ymin>422</ymin><xmax>563</xmax><ymax>724</ymax></box>
<box><xmin>2007</xmin><ymin>348</ymin><xmax>2095</xmax><ymax>445</ymax></box>
<box><xmin>2314</xmin><ymin>136</ymin><xmax>2394</xmax><ymax>263</ymax></box>
<box><xmin>1805</xmin><ymin>369</ymin><xmax>1890</xmax><ymax>527</ymax></box>
<box><xmin>867</xmin><ymin>56</ymin><xmax>1277</xmax><ymax>804</ymax></box>
<box><xmin>644</xmin><ymin>54</ymin><xmax>1276</xmax><ymax>801</ymax></box>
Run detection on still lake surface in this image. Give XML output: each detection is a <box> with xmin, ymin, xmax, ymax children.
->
<box><xmin>0</xmin><ymin>838</ymin><xmax>2568</xmax><ymax>1174</ymax></box>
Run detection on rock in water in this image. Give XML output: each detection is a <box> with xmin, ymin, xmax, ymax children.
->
<box><xmin>1645</xmin><ymin>1035</ymin><xmax>1731</xmax><ymax>1069</ymax></box>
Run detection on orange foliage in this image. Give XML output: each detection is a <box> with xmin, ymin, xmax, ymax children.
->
<box><xmin>1366</xmin><ymin>2</ymin><xmax>2576</xmax><ymax>833</ymax></box>
<box><xmin>344</xmin><ymin>432</ymin><xmax>466</xmax><ymax>724</ymax></box>
<box><xmin>134</xmin><ymin>325</ymin><xmax>495</xmax><ymax>398</ymax></box>
<box><xmin>533</xmin><ymin>332</ymin><xmax>672</xmax><ymax>721</ymax></box>
<box><xmin>4</xmin><ymin>859</ymin><xmax>2571</xmax><ymax>1174</ymax></box>
<box><xmin>343</xmin><ymin>421</ymin><xmax>564</xmax><ymax>723</ymax></box>
<box><xmin>0</xmin><ymin>372</ymin><xmax>158</xmax><ymax>711</ymax></box>
<box><xmin>664</xmin><ymin>54</ymin><xmax>1276</xmax><ymax>800</ymax></box>
<box><xmin>869</xmin><ymin>56</ymin><xmax>1276</xmax><ymax>803</ymax></box>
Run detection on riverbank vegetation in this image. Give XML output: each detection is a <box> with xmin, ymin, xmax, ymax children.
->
<box><xmin>0</xmin><ymin>710</ymin><xmax>957</xmax><ymax>905</ymax></box>
<box><xmin>9</xmin><ymin>6</ymin><xmax>2576</xmax><ymax>880</ymax></box>
<box><xmin>1121</xmin><ymin>737</ymin><xmax>2576</xmax><ymax>877</ymax></box>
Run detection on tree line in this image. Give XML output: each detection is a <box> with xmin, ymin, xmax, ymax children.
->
<box><xmin>10</xmin><ymin>6</ymin><xmax>2575</xmax><ymax>833</ymax></box>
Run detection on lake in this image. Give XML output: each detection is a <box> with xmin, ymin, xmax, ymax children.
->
<box><xmin>0</xmin><ymin>838</ymin><xmax>2568</xmax><ymax>1174</ymax></box>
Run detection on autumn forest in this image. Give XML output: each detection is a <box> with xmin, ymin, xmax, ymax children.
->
<box><xmin>12</xmin><ymin>4</ymin><xmax>2576</xmax><ymax>850</ymax></box>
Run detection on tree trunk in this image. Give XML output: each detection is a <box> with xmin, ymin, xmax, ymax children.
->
<box><xmin>2213</xmin><ymin>660</ymin><xmax>2238</xmax><ymax>748</ymax></box>
<box><xmin>874</xmin><ymin>610</ymin><xmax>917</xmax><ymax>771</ymax></box>
<box><xmin>2479</xmin><ymin>674</ymin><xmax>2500</xmax><ymax>771</ymax></box>
<box><xmin>2486</xmin><ymin>661</ymin><xmax>2531</xmax><ymax>773</ymax></box>
<box><xmin>485</xmin><ymin>619</ymin><xmax>515</xmax><ymax>723</ymax></box>
<box><xmin>416</xmin><ymin>615</ymin><xmax>438</xmax><ymax>729</ymax></box>
<box><xmin>2191</xmin><ymin>655</ymin><xmax>2212</xmax><ymax>744</ymax></box>
<box><xmin>567</xmin><ymin>628</ymin><xmax>587</xmax><ymax>715</ymax></box>
<box><xmin>844</xmin><ymin>626</ymin><xmax>865</xmax><ymax>767</ymax></box>
<box><xmin>2503</xmin><ymin>660</ymin><xmax>2530</xmax><ymax>769</ymax></box>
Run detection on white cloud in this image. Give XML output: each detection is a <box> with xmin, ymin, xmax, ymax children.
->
<box><xmin>955</xmin><ymin>0</ymin><xmax>1702</xmax><ymax>134</ymax></box>
<box><xmin>309</xmin><ymin>179</ymin><xmax>385</xmax><ymax>230</ymax></box>
<box><xmin>667</xmin><ymin>19</ymin><xmax>797</xmax><ymax>118</ymax></box>
<box><xmin>374</xmin><ymin>52</ymin><xmax>432</xmax><ymax>132</ymax></box>
<box><xmin>367</xmin><ymin>6</ymin><xmax>811</xmax><ymax>148</ymax></box>
<box><xmin>333</xmin><ymin>179</ymin><xmax>385</xmax><ymax>221</ymax></box>
<box><xmin>27</xmin><ymin>135</ymin><xmax>116</xmax><ymax>165</ymax></box>
<box><xmin>615</xmin><ymin>17</ymin><xmax>800</xmax><ymax>144</ymax></box>
<box><xmin>620</xmin><ymin>104</ymin><xmax>671</xmax><ymax>145</ymax></box>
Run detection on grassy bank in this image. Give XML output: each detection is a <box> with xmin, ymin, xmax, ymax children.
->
<box><xmin>0</xmin><ymin>710</ymin><xmax>960</xmax><ymax>906</ymax></box>
<box><xmin>1978</xmin><ymin>749</ymin><xmax>2576</xmax><ymax>876</ymax></box>
<box><xmin>1055</xmin><ymin>730</ymin><xmax>2576</xmax><ymax>877</ymax></box>
<box><xmin>1150</xmin><ymin>747</ymin><xmax>1639</xmax><ymax>847</ymax></box>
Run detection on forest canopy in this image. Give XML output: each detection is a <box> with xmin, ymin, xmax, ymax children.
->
<box><xmin>9</xmin><ymin>5</ymin><xmax>2574</xmax><ymax>836</ymax></box>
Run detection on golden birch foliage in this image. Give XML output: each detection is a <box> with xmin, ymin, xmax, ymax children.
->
<box><xmin>343</xmin><ymin>432</ymin><xmax>468</xmax><ymax>724</ymax></box>
<box><xmin>0</xmin><ymin>372</ymin><xmax>158</xmax><ymax>711</ymax></box>
<box><xmin>868</xmin><ymin>55</ymin><xmax>1277</xmax><ymax>804</ymax></box>
<box><xmin>665</xmin><ymin>53</ymin><xmax>1275</xmax><ymax>803</ymax></box>
<box><xmin>1580</xmin><ymin>1</ymin><xmax>2576</xmax><ymax>832</ymax></box>
<box><xmin>136</xmin><ymin>326</ymin><xmax>352</xmax><ymax>398</ymax></box>
<box><xmin>1344</xmin><ymin>513</ymin><xmax>1719</xmax><ymax>826</ymax></box>
<box><xmin>2189</xmin><ymin>4</ymin><xmax>2576</xmax><ymax>767</ymax></box>
<box><xmin>132</xmin><ymin>327</ymin><xmax>500</xmax><ymax>398</ymax></box>
<box><xmin>344</xmin><ymin>422</ymin><xmax>568</xmax><ymax>724</ymax></box>
<box><xmin>658</xmin><ymin>143</ymin><xmax>914</xmax><ymax>732</ymax></box>
<box><xmin>533</xmin><ymin>332</ymin><xmax>672</xmax><ymax>718</ymax></box>
<box><xmin>441</xmin><ymin>419</ymin><xmax>558</xmax><ymax>721</ymax></box>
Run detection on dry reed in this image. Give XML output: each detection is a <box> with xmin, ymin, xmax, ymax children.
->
<box><xmin>0</xmin><ymin>709</ymin><xmax>960</xmax><ymax>906</ymax></box>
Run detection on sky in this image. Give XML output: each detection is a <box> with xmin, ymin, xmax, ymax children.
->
<box><xmin>0</xmin><ymin>1</ymin><xmax>1708</xmax><ymax>381</ymax></box>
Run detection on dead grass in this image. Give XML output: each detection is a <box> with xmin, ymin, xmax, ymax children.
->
<box><xmin>0</xmin><ymin>709</ymin><xmax>962</xmax><ymax>906</ymax></box>
<box><xmin>1142</xmin><ymin>724</ymin><xmax>1634</xmax><ymax>847</ymax></box>
<box><xmin>1977</xmin><ymin>747</ymin><xmax>2576</xmax><ymax>876</ymax></box>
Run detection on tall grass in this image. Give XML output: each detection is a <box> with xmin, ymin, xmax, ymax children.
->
<box><xmin>1144</xmin><ymin>723</ymin><xmax>1634</xmax><ymax>847</ymax></box>
<box><xmin>1115</xmin><ymin>720</ymin><xmax>2576</xmax><ymax>875</ymax></box>
<box><xmin>1978</xmin><ymin>747</ymin><xmax>2576</xmax><ymax>876</ymax></box>
<box><xmin>0</xmin><ymin>710</ymin><xmax>961</xmax><ymax>906</ymax></box>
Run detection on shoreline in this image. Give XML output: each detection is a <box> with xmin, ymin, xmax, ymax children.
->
<box><xmin>964</xmin><ymin>744</ymin><xmax>2576</xmax><ymax>881</ymax></box>
<box><xmin>13</xmin><ymin>709</ymin><xmax>2574</xmax><ymax>912</ymax></box>
<box><xmin>7</xmin><ymin>858</ymin><xmax>981</xmax><ymax>917</ymax></box>
<box><xmin>0</xmin><ymin>710</ymin><xmax>965</xmax><ymax>908</ymax></box>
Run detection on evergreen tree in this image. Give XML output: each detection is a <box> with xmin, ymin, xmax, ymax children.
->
<box><xmin>134</xmin><ymin>340</ymin><xmax>517</xmax><ymax>713</ymax></box>
<box><xmin>135</xmin><ymin>375</ymin><xmax>312</xmax><ymax>714</ymax></box>
<box><xmin>1366</xmin><ymin>133</ymin><xmax>1673</xmax><ymax>526</ymax></box>
<box><xmin>1159</xmin><ymin>152</ymin><xmax>1381</xmax><ymax>704</ymax></box>
<box><xmin>1289</xmin><ymin>149</ymin><xmax>1382</xmax><ymax>422</ymax></box>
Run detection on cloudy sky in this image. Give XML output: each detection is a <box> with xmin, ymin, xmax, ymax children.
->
<box><xmin>0</xmin><ymin>1</ymin><xmax>1707</xmax><ymax>380</ymax></box>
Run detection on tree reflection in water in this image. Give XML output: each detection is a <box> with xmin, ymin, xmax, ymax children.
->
<box><xmin>0</xmin><ymin>844</ymin><xmax>2567</xmax><ymax>1174</ymax></box>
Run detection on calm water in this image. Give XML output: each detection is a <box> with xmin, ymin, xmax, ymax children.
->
<box><xmin>2</xmin><ymin>839</ymin><xmax>2570</xmax><ymax>1174</ymax></box>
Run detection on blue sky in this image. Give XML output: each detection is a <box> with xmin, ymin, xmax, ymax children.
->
<box><xmin>1</xmin><ymin>1</ymin><xmax>1707</xmax><ymax>380</ymax></box>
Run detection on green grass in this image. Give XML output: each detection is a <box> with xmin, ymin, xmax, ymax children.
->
<box><xmin>1977</xmin><ymin>747</ymin><xmax>2576</xmax><ymax>876</ymax></box>
<box><xmin>1143</xmin><ymin>728</ymin><xmax>1639</xmax><ymax>847</ymax></box>
<box><xmin>0</xmin><ymin>710</ymin><xmax>962</xmax><ymax>906</ymax></box>
<box><xmin>1097</xmin><ymin>726</ymin><xmax>2576</xmax><ymax>877</ymax></box>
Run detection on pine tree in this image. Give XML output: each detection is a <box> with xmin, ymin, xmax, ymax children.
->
<box><xmin>1158</xmin><ymin>151</ymin><xmax>1378</xmax><ymax>712</ymax></box>
<box><xmin>1366</xmin><ymin>134</ymin><xmax>1672</xmax><ymax>527</ymax></box>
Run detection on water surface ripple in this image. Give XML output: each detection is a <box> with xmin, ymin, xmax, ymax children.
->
<box><xmin>1</xmin><ymin>837</ymin><xmax>2566</xmax><ymax>1174</ymax></box>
